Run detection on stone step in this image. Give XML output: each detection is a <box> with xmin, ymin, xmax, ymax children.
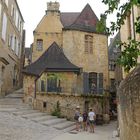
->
<box><xmin>31</xmin><ymin>115</ymin><xmax>57</xmax><ymax>122</ymax></box>
<box><xmin>62</xmin><ymin>125</ymin><xmax>76</xmax><ymax>132</ymax></box>
<box><xmin>13</xmin><ymin>110</ymin><xmax>39</xmax><ymax>116</ymax></box>
<box><xmin>54</xmin><ymin>121</ymin><xmax>75</xmax><ymax>130</ymax></box>
<box><xmin>22</xmin><ymin>112</ymin><xmax>47</xmax><ymax>119</ymax></box>
<box><xmin>15</xmin><ymin>106</ymin><xmax>32</xmax><ymax>110</ymax></box>
<box><xmin>41</xmin><ymin>118</ymin><xmax>66</xmax><ymax>126</ymax></box>
<box><xmin>5</xmin><ymin>94</ymin><xmax>23</xmax><ymax>98</ymax></box>
<box><xmin>0</xmin><ymin>103</ymin><xmax>29</xmax><ymax>107</ymax></box>
<box><xmin>0</xmin><ymin>99</ymin><xmax>23</xmax><ymax>104</ymax></box>
<box><xmin>0</xmin><ymin>108</ymin><xmax>18</xmax><ymax>112</ymax></box>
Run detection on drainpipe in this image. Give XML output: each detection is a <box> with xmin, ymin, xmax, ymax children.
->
<box><xmin>34</xmin><ymin>76</ymin><xmax>39</xmax><ymax>99</ymax></box>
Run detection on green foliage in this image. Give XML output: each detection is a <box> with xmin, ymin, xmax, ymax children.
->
<box><xmin>117</xmin><ymin>39</ymin><xmax>140</xmax><ymax>72</ymax></box>
<box><xmin>96</xmin><ymin>14</ymin><xmax>107</xmax><ymax>34</ymax></box>
<box><xmin>135</xmin><ymin>17</ymin><xmax>140</xmax><ymax>33</ymax></box>
<box><xmin>51</xmin><ymin>101</ymin><xmax>61</xmax><ymax>117</ymax></box>
<box><xmin>100</xmin><ymin>0</ymin><xmax>140</xmax><ymax>72</ymax></box>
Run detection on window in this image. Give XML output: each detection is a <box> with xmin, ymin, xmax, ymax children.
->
<box><xmin>15</xmin><ymin>10</ymin><xmax>18</xmax><ymax>27</ymax></box>
<box><xmin>11</xmin><ymin>5</ymin><xmax>15</xmax><ymax>21</ymax></box>
<box><xmin>110</xmin><ymin>79</ymin><xmax>115</xmax><ymax>89</ymax></box>
<box><xmin>109</xmin><ymin>60</ymin><xmax>116</xmax><ymax>71</ymax></box>
<box><xmin>11</xmin><ymin>34</ymin><xmax>15</xmax><ymax>50</ymax></box>
<box><xmin>41</xmin><ymin>80</ymin><xmax>45</xmax><ymax>92</ymax></box>
<box><xmin>89</xmin><ymin>72</ymin><xmax>103</xmax><ymax>94</ymax></box>
<box><xmin>18</xmin><ymin>43</ymin><xmax>21</xmax><ymax>57</ymax></box>
<box><xmin>36</xmin><ymin>39</ymin><xmax>43</xmax><ymax>51</ymax></box>
<box><xmin>2</xmin><ymin>12</ymin><xmax>7</xmax><ymax>41</ymax></box>
<box><xmin>85</xmin><ymin>35</ymin><xmax>93</xmax><ymax>54</ymax></box>
<box><xmin>1</xmin><ymin>66</ymin><xmax>5</xmax><ymax>81</ymax></box>
<box><xmin>47</xmin><ymin>74</ymin><xmax>57</xmax><ymax>92</ymax></box>
<box><xmin>14</xmin><ymin>36</ymin><xmax>17</xmax><ymax>51</ymax></box>
<box><xmin>16</xmin><ymin>39</ymin><xmax>19</xmax><ymax>55</ymax></box>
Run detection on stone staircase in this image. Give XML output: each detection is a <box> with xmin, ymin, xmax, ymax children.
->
<box><xmin>0</xmin><ymin>89</ymin><xmax>76</xmax><ymax>132</ymax></box>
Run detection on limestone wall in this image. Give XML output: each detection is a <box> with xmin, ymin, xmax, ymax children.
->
<box><xmin>118</xmin><ymin>65</ymin><xmax>140</xmax><ymax>140</ymax></box>
<box><xmin>63</xmin><ymin>30</ymin><xmax>109</xmax><ymax>89</ymax></box>
<box><xmin>34</xmin><ymin>93</ymin><xmax>104</xmax><ymax>120</ymax></box>
<box><xmin>23</xmin><ymin>75</ymin><xmax>36</xmax><ymax>104</ymax></box>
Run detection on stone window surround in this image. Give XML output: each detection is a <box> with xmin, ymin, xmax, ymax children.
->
<box><xmin>36</xmin><ymin>39</ymin><xmax>43</xmax><ymax>51</ymax></box>
<box><xmin>84</xmin><ymin>34</ymin><xmax>93</xmax><ymax>54</ymax></box>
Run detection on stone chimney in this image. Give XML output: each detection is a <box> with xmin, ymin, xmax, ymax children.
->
<box><xmin>46</xmin><ymin>1</ymin><xmax>60</xmax><ymax>14</ymax></box>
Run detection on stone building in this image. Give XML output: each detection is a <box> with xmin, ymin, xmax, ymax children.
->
<box><xmin>0</xmin><ymin>0</ymin><xmax>24</xmax><ymax>97</ymax></box>
<box><xmin>120</xmin><ymin>5</ymin><xmax>140</xmax><ymax>78</ymax></box>
<box><xmin>23</xmin><ymin>2</ymin><xmax>109</xmax><ymax>119</ymax></box>
<box><xmin>118</xmin><ymin>5</ymin><xmax>140</xmax><ymax>140</ymax></box>
<box><xmin>24</xmin><ymin>47</ymin><xmax>32</xmax><ymax>66</ymax></box>
<box><xmin>108</xmin><ymin>32</ymin><xmax>122</xmax><ymax>116</ymax></box>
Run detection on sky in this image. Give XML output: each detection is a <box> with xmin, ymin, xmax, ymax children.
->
<box><xmin>17</xmin><ymin>0</ymin><xmax>114</xmax><ymax>47</ymax></box>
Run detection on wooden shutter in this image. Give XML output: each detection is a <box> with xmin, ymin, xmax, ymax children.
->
<box><xmin>98</xmin><ymin>73</ymin><xmax>103</xmax><ymax>94</ymax></box>
<box><xmin>83</xmin><ymin>72</ymin><xmax>89</xmax><ymax>94</ymax></box>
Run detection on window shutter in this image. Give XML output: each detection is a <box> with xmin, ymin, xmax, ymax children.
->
<box><xmin>98</xmin><ymin>73</ymin><xmax>103</xmax><ymax>94</ymax></box>
<box><xmin>83</xmin><ymin>72</ymin><xmax>89</xmax><ymax>94</ymax></box>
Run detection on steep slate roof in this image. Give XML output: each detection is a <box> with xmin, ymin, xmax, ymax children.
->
<box><xmin>23</xmin><ymin>42</ymin><xmax>80</xmax><ymax>76</ymax></box>
<box><xmin>62</xmin><ymin>4</ymin><xmax>100</xmax><ymax>33</ymax></box>
<box><xmin>60</xmin><ymin>12</ymin><xmax>80</xmax><ymax>27</ymax></box>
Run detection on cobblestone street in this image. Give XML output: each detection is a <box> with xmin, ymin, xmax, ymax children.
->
<box><xmin>0</xmin><ymin>112</ymin><xmax>63</xmax><ymax>140</ymax></box>
<box><xmin>0</xmin><ymin>111</ymin><xmax>119</xmax><ymax>140</ymax></box>
<box><xmin>0</xmin><ymin>91</ymin><xmax>119</xmax><ymax>140</ymax></box>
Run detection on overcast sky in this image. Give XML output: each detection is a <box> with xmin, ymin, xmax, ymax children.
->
<box><xmin>17</xmin><ymin>0</ymin><xmax>114</xmax><ymax>47</ymax></box>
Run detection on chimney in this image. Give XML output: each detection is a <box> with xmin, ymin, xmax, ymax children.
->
<box><xmin>46</xmin><ymin>1</ymin><xmax>60</xmax><ymax>14</ymax></box>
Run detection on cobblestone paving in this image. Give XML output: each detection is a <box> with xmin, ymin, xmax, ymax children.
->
<box><xmin>0</xmin><ymin>91</ymin><xmax>119</xmax><ymax>140</ymax></box>
<box><xmin>0</xmin><ymin>112</ymin><xmax>63</xmax><ymax>140</ymax></box>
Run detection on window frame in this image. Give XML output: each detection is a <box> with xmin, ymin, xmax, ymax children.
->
<box><xmin>84</xmin><ymin>35</ymin><xmax>93</xmax><ymax>54</ymax></box>
<box><xmin>36</xmin><ymin>39</ymin><xmax>43</xmax><ymax>51</ymax></box>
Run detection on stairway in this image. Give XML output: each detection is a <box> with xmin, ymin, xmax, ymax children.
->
<box><xmin>0</xmin><ymin>89</ymin><xmax>76</xmax><ymax>132</ymax></box>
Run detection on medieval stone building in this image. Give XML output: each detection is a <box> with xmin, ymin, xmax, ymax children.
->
<box><xmin>118</xmin><ymin>5</ymin><xmax>140</xmax><ymax>140</ymax></box>
<box><xmin>23</xmin><ymin>2</ymin><xmax>109</xmax><ymax>119</ymax></box>
<box><xmin>120</xmin><ymin>5</ymin><xmax>140</xmax><ymax>78</ymax></box>
<box><xmin>0</xmin><ymin>0</ymin><xmax>24</xmax><ymax>97</ymax></box>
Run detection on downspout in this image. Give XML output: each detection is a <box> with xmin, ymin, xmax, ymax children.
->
<box><xmin>34</xmin><ymin>76</ymin><xmax>39</xmax><ymax>99</ymax></box>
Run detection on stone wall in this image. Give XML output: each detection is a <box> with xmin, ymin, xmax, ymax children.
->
<box><xmin>118</xmin><ymin>65</ymin><xmax>140</xmax><ymax>140</ymax></box>
<box><xmin>0</xmin><ymin>0</ymin><xmax>24</xmax><ymax>96</ymax></box>
<box><xmin>63</xmin><ymin>30</ymin><xmax>109</xmax><ymax>90</ymax></box>
<box><xmin>23</xmin><ymin>75</ymin><xmax>36</xmax><ymax>104</ymax></box>
<box><xmin>33</xmin><ymin>93</ymin><xmax>105</xmax><ymax>120</ymax></box>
